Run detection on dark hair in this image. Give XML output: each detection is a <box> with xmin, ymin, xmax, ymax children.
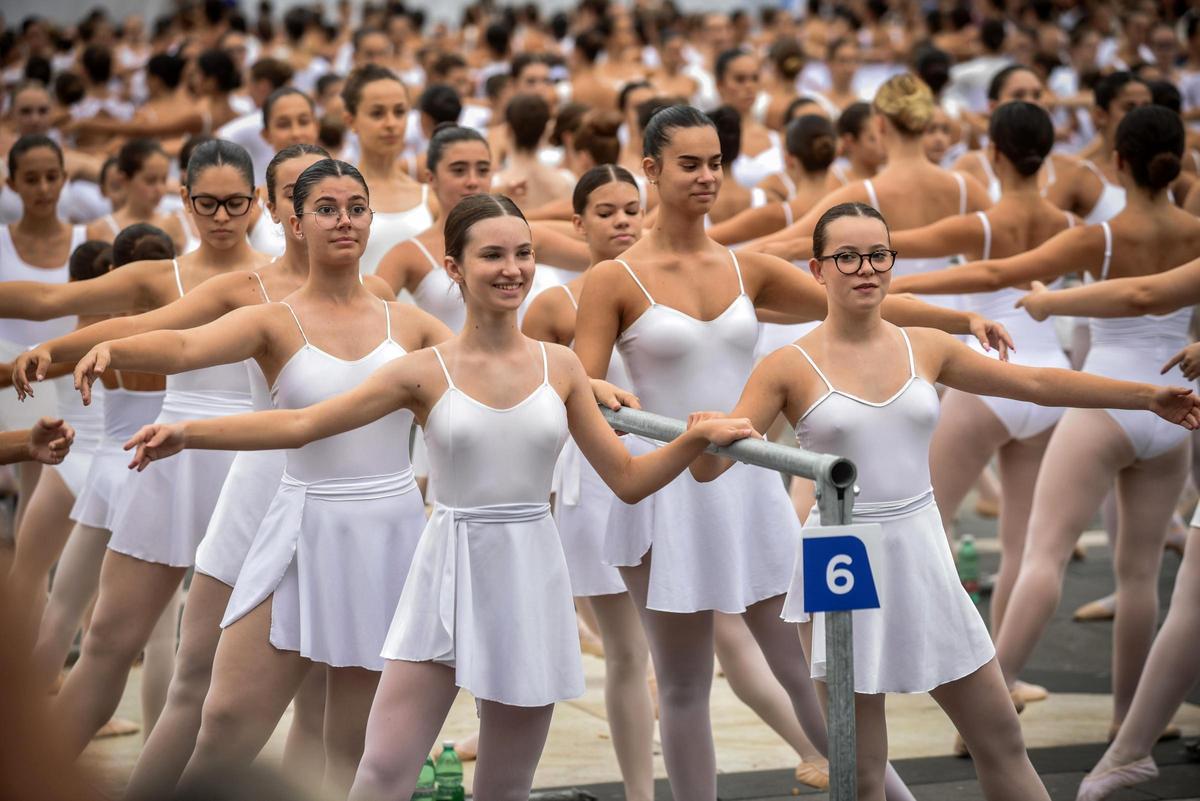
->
<box><xmin>617</xmin><ymin>80</ymin><xmax>652</xmax><ymax>113</ymax></box>
<box><xmin>444</xmin><ymin>193</ymin><xmax>528</xmax><ymax>265</ymax></box>
<box><xmin>981</xmin><ymin>18</ymin><xmax>1007</xmax><ymax>53</ymax></box>
<box><xmin>341</xmin><ymin>63</ymin><xmax>404</xmax><ymax>115</ymax></box>
<box><xmin>549</xmin><ymin>102</ymin><xmax>588</xmax><ymax>147</ymax></box>
<box><xmin>784</xmin><ymin>96</ymin><xmax>821</xmax><ymax>124</ymax></box>
<box><xmin>484</xmin><ymin>73</ymin><xmax>510</xmax><ymax>102</ymax></box>
<box><xmin>706</xmin><ymin>105</ymin><xmax>742</xmax><ymax>164</ymax></box>
<box><xmin>116</xmin><ymin>138</ymin><xmax>167</xmax><ymax>178</ymax></box>
<box><xmin>510</xmin><ymin>52</ymin><xmax>546</xmax><ymax>81</ymax></box>
<box><xmin>431</xmin><ymin>52</ymin><xmax>468</xmax><ymax>80</ymax></box>
<box><xmin>643</xmin><ymin>104</ymin><xmax>715</xmax><ymax>159</ymax></box>
<box><xmin>812</xmin><ymin>202</ymin><xmax>889</xmax><ymax>257</ymax></box>
<box><xmin>262</xmin><ymin>87</ymin><xmax>315</xmax><ymax>129</ymax></box>
<box><xmin>249</xmin><ymin>57</ymin><xmax>294</xmax><ymax>90</ymax></box>
<box><xmin>283</xmin><ymin>6</ymin><xmax>314</xmax><ymax>42</ymax></box>
<box><xmin>68</xmin><ymin>240</ymin><xmax>113</xmax><ymax>281</ymax></box>
<box><xmin>574</xmin><ymin>111</ymin><xmax>622</xmax><ymax>165</ymax></box>
<box><xmin>484</xmin><ymin>22</ymin><xmax>512</xmax><ymax>57</ymax></box>
<box><xmin>913</xmin><ymin>45</ymin><xmax>951</xmax><ymax>95</ymax></box>
<box><xmin>179</xmin><ymin>134</ymin><xmax>216</xmax><ymax>174</ymax></box>
<box><xmin>185</xmin><ymin>139</ymin><xmax>254</xmax><ymax>190</ymax></box>
<box><xmin>987</xmin><ymin>64</ymin><xmax>1037</xmax><ymax>102</ymax></box>
<box><xmin>291</xmin><ymin>158</ymin><xmax>369</xmax><ymax>217</ymax></box>
<box><xmin>418</xmin><ymin>84</ymin><xmax>463</xmax><ymax>125</ymax></box>
<box><xmin>1148</xmin><ymin>79</ymin><xmax>1182</xmax><ymax>114</ymax></box>
<box><xmin>316</xmin><ymin>73</ymin><xmax>343</xmax><ymax>98</ymax></box>
<box><xmin>837</xmin><ymin>101</ymin><xmax>873</xmax><ymax>137</ymax></box>
<box><xmin>198</xmin><ymin>48</ymin><xmax>240</xmax><ymax>92</ymax></box>
<box><xmin>826</xmin><ymin>36</ymin><xmax>855</xmax><ymax>62</ymax></box>
<box><xmin>505</xmin><ymin>93</ymin><xmax>551</xmax><ymax>152</ymax></box>
<box><xmin>23</xmin><ymin>55</ymin><xmax>51</xmax><ymax>86</ymax></box>
<box><xmin>427</xmin><ymin>122</ymin><xmax>488</xmax><ymax>172</ymax></box>
<box><xmin>99</xmin><ymin>156</ymin><xmax>119</xmax><ymax>188</ymax></box>
<box><xmin>80</xmin><ymin>44</ymin><xmax>112</xmax><ymax>84</ymax></box>
<box><xmin>1094</xmin><ymin>71</ymin><xmax>1145</xmax><ymax>111</ymax></box>
<box><xmin>769</xmin><ymin>37</ymin><xmax>805</xmax><ymax>82</ymax></box>
<box><xmin>714</xmin><ymin>48</ymin><xmax>751</xmax><ymax>84</ymax></box>
<box><xmin>112</xmin><ymin>222</ymin><xmax>175</xmax><ymax>266</ymax></box>
<box><xmin>352</xmin><ymin>26</ymin><xmax>388</xmax><ymax>52</ymax></box>
<box><xmin>146</xmin><ymin>53</ymin><xmax>185</xmax><ymax>89</ymax></box>
<box><xmin>989</xmin><ymin>101</ymin><xmax>1053</xmax><ymax>177</ymax></box>
<box><xmin>572</xmin><ymin>164</ymin><xmax>638</xmax><ymax>214</ymax></box>
<box><xmin>265</xmin><ymin>143</ymin><xmax>329</xmax><ymax>204</ymax></box>
<box><xmin>53</xmin><ymin>72</ymin><xmax>85</xmax><ymax>106</ymax></box>
<box><xmin>574</xmin><ymin>29</ymin><xmax>605</xmax><ymax>64</ymax></box>
<box><xmin>787</xmin><ymin>114</ymin><xmax>837</xmax><ymax>172</ymax></box>
<box><xmin>7</xmin><ymin>133</ymin><xmax>63</xmax><ymax>177</ymax></box>
<box><xmin>1116</xmin><ymin>105</ymin><xmax>1184</xmax><ymax>191</ymax></box>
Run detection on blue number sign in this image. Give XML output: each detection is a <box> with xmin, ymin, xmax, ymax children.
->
<box><xmin>802</xmin><ymin>525</ymin><xmax>882</xmax><ymax>613</ymax></box>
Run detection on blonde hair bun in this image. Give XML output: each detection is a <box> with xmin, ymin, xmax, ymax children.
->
<box><xmin>873</xmin><ymin>73</ymin><xmax>935</xmax><ymax>136</ymax></box>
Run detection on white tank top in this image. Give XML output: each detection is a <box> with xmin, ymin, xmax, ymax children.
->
<box><xmin>359</xmin><ymin>184</ymin><xmax>435</xmax><ymax>275</ymax></box>
<box><xmin>794</xmin><ymin>328</ymin><xmax>941</xmax><ymax>505</ymax></box>
<box><xmin>1082</xmin><ymin>161</ymin><xmax>1127</xmax><ymax>224</ymax></box>
<box><xmin>104</xmin><ymin>383</ymin><xmax>165</xmax><ymax>441</ymax></box>
<box><xmin>246</xmin><ymin>201</ymin><xmax>286</xmax><ymax>257</ymax></box>
<box><xmin>426</xmin><ymin>341</ymin><xmax>567</xmax><ymax>507</ymax></box>
<box><xmin>614</xmin><ymin>251</ymin><xmax>759</xmax><ymax>420</ymax></box>
<box><xmin>732</xmin><ymin>130</ymin><xmax>785</xmax><ymax>189</ymax></box>
<box><xmin>0</xmin><ymin>224</ymin><xmax>86</xmax><ymax>346</ymax></box>
<box><xmin>163</xmin><ymin>259</ymin><xmax>254</xmax><ymax>398</ymax></box>
<box><xmin>557</xmin><ymin>284</ymin><xmax>630</xmax><ymax>387</ymax></box>
<box><xmin>272</xmin><ymin>299</ymin><xmax>414</xmax><ymax>484</ymax></box>
<box><xmin>1088</xmin><ymin>222</ymin><xmax>1193</xmax><ymax>352</ymax></box>
<box><xmin>408</xmin><ymin>237</ymin><xmax>467</xmax><ymax>331</ymax></box>
<box><xmin>865</xmin><ymin>174</ymin><xmax>968</xmax><ymax>279</ymax></box>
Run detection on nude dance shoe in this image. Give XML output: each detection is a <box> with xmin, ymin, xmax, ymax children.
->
<box><xmin>1075</xmin><ymin>755</ymin><xmax>1158</xmax><ymax>801</ymax></box>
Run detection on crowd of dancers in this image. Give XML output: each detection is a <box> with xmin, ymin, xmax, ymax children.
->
<box><xmin>2</xmin><ymin>2</ymin><xmax>1200</xmax><ymax>800</ymax></box>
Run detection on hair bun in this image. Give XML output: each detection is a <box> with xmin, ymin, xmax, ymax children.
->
<box><xmin>873</xmin><ymin>73</ymin><xmax>934</xmax><ymax>135</ymax></box>
<box><xmin>1146</xmin><ymin>151</ymin><xmax>1181</xmax><ymax>190</ymax></box>
<box><xmin>1016</xmin><ymin>154</ymin><xmax>1043</xmax><ymax>176</ymax></box>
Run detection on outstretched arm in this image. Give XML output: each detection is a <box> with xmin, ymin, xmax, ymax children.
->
<box><xmin>125</xmin><ymin>355</ymin><xmax>422</xmax><ymax>469</ymax></box>
<box><xmin>707</xmin><ymin>203</ymin><xmax>791</xmax><ymax>245</ymax></box>
<box><xmin>0</xmin><ymin>418</ymin><xmax>75</xmax><ymax>466</ymax></box>
<box><xmin>0</xmin><ymin>259</ymin><xmax>170</xmax><ymax>321</ymax></box>
<box><xmin>561</xmin><ymin>347</ymin><xmax>755</xmax><ymax>503</ymax></box>
<box><xmin>926</xmin><ymin>328</ymin><xmax>1199</xmax><ymax>426</ymax></box>
<box><xmin>1017</xmin><ymin>257</ymin><xmax>1200</xmax><ymax>320</ymax></box>
<box><xmin>890</xmin><ymin>224</ymin><xmax>1097</xmax><ymax>296</ymax></box>
<box><xmin>531</xmin><ymin>223</ymin><xmax>592</xmax><ymax>273</ymax></box>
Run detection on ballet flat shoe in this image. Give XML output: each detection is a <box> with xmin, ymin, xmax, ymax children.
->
<box><xmin>1107</xmin><ymin>722</ymin><xmax>1181</xmax><ymax>743</ymax></box>
<box><xmin>1075</xmin><ymin>756</ymin><xmax>1158</xmax><ymax>801</ymax></box>
<box><xmin>94</xmin><ymin>717</ymin><xmax>140</xmax><ymax>739</ymax></box>
<box><xmin>1073</xmin><ymin>596</ymin><xmax>1116</xmax><ymax>622</ymax></box>
<box><xmin>794</xmin><ymin>759</ymin><xmax>830</xmax><ymax>789</ymax></box>
<box><xmin>1011</xmin><ymin>680</ymin><xmax>1049</xmax><ymax>705</ymax></box>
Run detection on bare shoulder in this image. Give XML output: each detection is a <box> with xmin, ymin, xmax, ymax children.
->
<box><xmin>543</xmin><ymin>340</ymin><xmax>585</xmax><ymax>377</ymax></box>
<box><xmin>363</xmin><ymin>273</ymin><xmax>398</xmax><ymax>300</ymax></box>
<box><xmin>902</xmin><ymin>325</ymin><xmax>958</xmax><ymax>358</ymax></box>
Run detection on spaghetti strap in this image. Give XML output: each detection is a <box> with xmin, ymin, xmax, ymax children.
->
<box><xmin>863</xmin><ymin>179</ymin><xmax>880</xmax><ymax>211</ymax></box>
<box><xmin>381</xmin><ymin>299</ymin><xmax>394</xmax><ymax>342</ymax></box>
<box><xmin>975</xmin><ymin>212</ymin><xmax>992</xmax><ymax>262</ymax></box>
<box><xmin>1099</xmin><ymin>221</ymin><xmax>1113</xmax><ymax>281</ymax></box>
<box><xmin>279</xmin><ymin>301</ymin><xmax>311</xmax><ymax>345</ymax></box>
<box><xmin>615</xmin><ymin>258</ymin><xmax>655</xmax><ymax>305</ymax></box>
<box><xmin>431</xmin><ymin>346</ymin><xmax>455</xmax><ymax>389</ymax></box>
<box><xmin>728</xmin><ymin>249</ymin><xmax>746</xmax><ymax>294</ymax></box>
<box><xmin>538</xmin><ymin>341</ymin><xmax>549</xmax><ymax>384</ymax></box>
<box><xmin>1064</xmin><ymin>210</ymin><xmax>1077</xmax><ymax>229</ymax></box>
<box><xmin>251</xmin><ymin>271</ymin><xmax>271</xmax><ymax>302</ymax></box>
<box><xmin>171</xmin><ymin>259</ymin><xmax>185</xmax><ymax>297</ymax></box>
<box><xmin>953</xmin><ymin>171</ymin><xmax>968</xmax><ymax>215</ymax></box>
<box><xmin>558</xmin><ymin>283</ymin><xmax>578</xmax><ymax>310</ymax></box>
<box><xmin>105</xmin><ymin>214</ymin><xmax>120</xmax><ymax>236</ymax></box>
<box><xmin>411</xmin><ymin>238</ymin><xmax>440</xmax><ymax>270</ymax></box>
<box><xmin>898</xmin><ymin>328</ymin><xmax>917</xmax><ymax>378</ymax></box>
<box><xmin>782</xmin><ymin>201</ymin><xmax>794</xmax><ymax>228</ymax></box>
<box><xmin>976</xmin><ymin>152</ymin><xmax>997</xmax><ymax>184</ymax></box>
<box><xmin>789</xmin><ymin>343</ymin><xmax>834</xmax><ymax>393</ymax></box>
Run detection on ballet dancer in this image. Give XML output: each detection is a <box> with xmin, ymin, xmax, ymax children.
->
<box><xmin>120</xmin><ymin>192</ymin><xmax>757</xmax><ymax>801</ymax></box>
<box><xmin>689</xmin><ymin>200</ymin><xmax>1198</xmax><ymax>801</ymax></box>
<box><xmin>889</xmin><ymin>105</ymin><xmax>1200</xmax><ymax>736</ymax></box>
<box><xmin>5</xmin><ymin>140</ymin><xmax>272</xmax><ymax>757</ymax></box>
<box><xmin>246</xmin><ymin>88</ymin><xmax>320</xmax><ymax>256</ymax></box>
<box><xmin>85</xmin><ymin>139</ymin><xmax>186</xmax><ymax>252</ymax></box>
<box><xmin>571</xmin><ymin>103</ymin><xmax>1009</xmax><ymax>801</ymax></box>
<box><xmin>342</xmin><ymin>65</ymin><xmax>436</xmax><ymax>274</ymax></box>
<box><xmin>77</xmin><ymin>158</ymin><xmax>453</xmax><ymax>797</ymax></box>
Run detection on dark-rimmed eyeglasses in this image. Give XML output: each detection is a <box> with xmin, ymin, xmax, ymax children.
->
<box><xmin>818</xmin><ymin>249</ymin><xmax>898</xmax><ymax>275</ymax></box>
<box><xmin>190</xmin><ymin>194</ymin><xmax>254</xmax><ymax>217</ymax></box>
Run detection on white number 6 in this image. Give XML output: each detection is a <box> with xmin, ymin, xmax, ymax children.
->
<box><xmin>826</xmin><ymin>554</ymin><xmax>854</xmax><ymax>595</ymax></box>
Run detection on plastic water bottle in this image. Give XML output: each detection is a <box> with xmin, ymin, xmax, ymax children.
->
<box><xmin>411</xmin><ymin>756</ymin><xmax>436</xmax><ymax>800</ymax></box>
<box><xmin>434</xmin><ymin>742</ymin><xmax>465</xmax><ymax>801</ymax></box>
<box><xmin>958</xmin><ymin>534</ymin><xmax>981</xmax><ymax>605</ymax></box>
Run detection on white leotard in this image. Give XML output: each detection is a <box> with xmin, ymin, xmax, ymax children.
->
<box><xmin>1083</xmin><ymin>222</ymin><xmax>1194</xmax><ymax>460</ymax></box>
<box><xmin>246</xmin><ymin>200</ymin><xmax>286</xmax><ymax>257</ymax></box>
<box><xmin>784</xmin><ymin>329</ymin><xmax>995</xmax><ymax>693</ymax></box>
<box><xmin>962</xmin><ymin>211</ymin><xmax>1071</xmax><ymax>439</ymax></box>
<box><xmin>605</xmin><ymin>251</ymin><xmax>801</xmax><ymax>612</ymax></box>
<box><xmin>106</xmin><ymin>259</ymin><xmax>254</xmax><ymax>567</ymax></box>
<box><xmin>732</xmin><ymin>130</ymin><xmax>785</xmax><ymax>189</ymax></box>
<box><xmin>1082</xmin><ymin>161</ymin><xmax>1127</xmax><ymax>224</ymax></box>
<box><xmin>408</xmin><ymin>237</ymin><xmax>466</xmax><ymax>331</ymax></box>
<box><xmin>222</xmin><ymin>299</ymin><xmax>426</xmax><ymax>669</ymax></box>
<box><xmin>359</xmin><ymin>184</ymin><xmax>435</xmax><ymax>275</ymax></box>
<box><xmin>382</xmin><ymin>341</ymin><xmax>582</xmax><ymax>706</ymax></box>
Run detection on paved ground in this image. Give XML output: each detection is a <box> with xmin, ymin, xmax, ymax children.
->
<box><xmin>77</xmin><ymin>502</ymin><xmax>1200</xmax><ymax>800</ymax></box>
